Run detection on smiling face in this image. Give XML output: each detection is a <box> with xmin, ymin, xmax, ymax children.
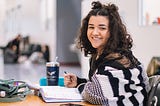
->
<box><xmin>87</xmin><ymin>16</ymin><xmax>110</xmax><ymax>54</ymax></box>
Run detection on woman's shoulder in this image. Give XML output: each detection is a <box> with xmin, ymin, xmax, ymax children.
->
<box><xmin>102</xmin><ymin>52</ymin><xmax>140</xmax><ymax>69</ymax></box>
<box><xmin>99</xmin><ymin>53</ymin><xmax>127</xmax><ymax>69</ymax></box>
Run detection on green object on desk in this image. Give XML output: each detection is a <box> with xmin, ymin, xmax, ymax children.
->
<box><xmin>39</xmin><ymin>77</ymin><xmax>64</xmax><ymax>86</ymax></box>
<box><xmin>0</xmin><ymin>79</ymin><xmax>30</xmax><ymax>102</ymax></box>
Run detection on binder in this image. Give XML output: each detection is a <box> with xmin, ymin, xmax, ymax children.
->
<box><xmin>39</xmin><ymin>86</ymin><xmax>83</xmax><ymax>103</ymax></box>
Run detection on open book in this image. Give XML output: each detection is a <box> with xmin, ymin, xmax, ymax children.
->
<box><xmin>39</xmin><ymin>86</ymin><xmax>83</xmax><ymax>103</ymax></box>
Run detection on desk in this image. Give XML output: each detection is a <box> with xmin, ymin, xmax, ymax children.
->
<box><xmin>0</xmin><ymin>95</ymin><xmax>94</xmax><ymax>106</ymax></box>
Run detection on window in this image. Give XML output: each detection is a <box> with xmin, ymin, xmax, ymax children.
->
<box><xmin>40</xmin><ymin>0</ymin><xmax>54</xmax><ymax>30</ymax></box>
<box><xmin>139</xmin><ymin>0</ymin><xmax>160</xmax><ymax>26</ymax></box>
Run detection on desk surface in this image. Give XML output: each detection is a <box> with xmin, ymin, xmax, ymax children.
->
<box><xmin>0</xmin><ymin>95</ymin><xmax>94</xmax><ymax>106</ymax></box>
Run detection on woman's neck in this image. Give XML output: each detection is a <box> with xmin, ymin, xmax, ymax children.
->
<box><xmin>97</xmin><ymin>48</ymin><xmax>104</xmax><ymax>59</ymax></box>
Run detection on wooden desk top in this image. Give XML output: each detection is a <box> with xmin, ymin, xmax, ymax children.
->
<box><xmin>0</xmin><ymin>95</ymin><xmax>94</xmax><ymax>106</ymax></box>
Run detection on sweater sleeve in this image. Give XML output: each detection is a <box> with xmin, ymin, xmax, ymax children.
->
<box><xmin>77</xmin><ymin>77</ymin><xmax>87</xmax><ymax>86</ymax></box>
<box><xmin>81</xmin><ymin>66</ymin><xmax>148</xmax><ymax>106</ymax></box>
<box><xmin>81</xmin><ymin>75</ymin><xmax>109</xmax><ymax>105</ymax></box>
<box><xmin>76</xmin><ymin>77</ymin><xmax>87</xmax><ymax>93</ymax></box>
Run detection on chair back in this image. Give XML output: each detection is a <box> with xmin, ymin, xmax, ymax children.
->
<box><xmin>147</xmin><ymin>75</ymin><xmax>160</xmax><ymax>106</ymax></box>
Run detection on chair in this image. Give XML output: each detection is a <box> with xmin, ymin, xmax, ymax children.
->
<box><xmin>147</xmin><ymin>75</ymin><xmax>160</xmax><ymax>106</ymax></box>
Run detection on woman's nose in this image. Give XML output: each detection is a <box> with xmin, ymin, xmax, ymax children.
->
<box><xmin>92</xmin><ymin>28</ymin><xmax>99</xmax><ymax>35</ymax></box>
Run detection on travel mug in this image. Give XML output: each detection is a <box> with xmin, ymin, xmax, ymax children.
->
<box><xmin>46</xmin><ymin>61</ymin><xmax>59</xmax><ymax>86</ymax></box>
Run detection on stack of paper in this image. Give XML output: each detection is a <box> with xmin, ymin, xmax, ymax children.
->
<box><xmin>39</xmin><ymin>86</ymin><xmax>83</xmax><ymax>102</ymax></box>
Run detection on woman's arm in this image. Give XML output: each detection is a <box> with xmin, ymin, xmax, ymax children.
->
<box><xmin>81</xmin><ymin>74</ymin><xmax>109</xmax><ymax>105</ymax></box>
<box><xmin>81</xmin><ymin>66</ymin><xmax>148</xmax><ymax>105</ymax></box>
<box><xmin>76</xmin><ymin>77</ymin><xmax>87</xmax><ymax>93</ymax></box>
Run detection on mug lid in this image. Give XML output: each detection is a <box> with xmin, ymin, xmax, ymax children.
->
<box><xmin>46</xmin><ymin>62</ymin><xmax>59</xmax><ymax>66</ymax></box>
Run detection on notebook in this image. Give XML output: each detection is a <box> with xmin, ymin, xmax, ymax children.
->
<box><xmin>39</xmin><ymin>86</ymin><xmax>83</xmax><ymax>103</ymax></box>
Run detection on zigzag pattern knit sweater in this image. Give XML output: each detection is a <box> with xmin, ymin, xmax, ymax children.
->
<box><xmin>77</xmin><ymin>55</ymin><xmax>149</xmax><ymax>106</ymax></box>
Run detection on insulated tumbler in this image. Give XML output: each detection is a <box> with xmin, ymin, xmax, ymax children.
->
<box><xmin>46</xmin><ymin>61</ymin><xmax>59</xmax><ymax>86</ymax></box>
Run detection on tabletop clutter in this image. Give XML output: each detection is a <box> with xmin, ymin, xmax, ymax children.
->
<box><xmin>37</xmin><ymin>56</ymin><xmax>83</xmax><ymax>102</ymax></box>
<box><xmin>0</xmin><ymin>57</ymin><xmax>82</xmax><ymax>103</ymax></box>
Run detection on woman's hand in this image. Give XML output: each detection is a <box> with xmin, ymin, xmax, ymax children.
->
<box><xmin>64</xmin><ymin>73</ymin><xmax>77</xmax><ymax>88</ymax></box>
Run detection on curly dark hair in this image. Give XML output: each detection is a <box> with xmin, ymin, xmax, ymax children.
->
<box><xmin>76</xmin><ymin>1</ymin><xmax>133</xmax><ymax>57</ymax></box>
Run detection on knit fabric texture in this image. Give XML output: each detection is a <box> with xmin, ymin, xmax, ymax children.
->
<box><xmin>81</xmin><ymin>64</ymin><xmax>149</xmax><ymax>106</ymax></box>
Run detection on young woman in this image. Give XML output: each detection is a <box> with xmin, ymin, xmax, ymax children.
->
<box><xmin>64</xmin><ymin>1</ymin><xmax>150</xmax><ymax>105</ymax></box>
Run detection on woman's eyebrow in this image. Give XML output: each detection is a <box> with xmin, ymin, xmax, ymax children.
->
<box><xmin>88</xmin><ymin>24</ymin><xmax>107</xmax><ymax>27</ymax></box>
<box><xmin>88</xmin><ymin>24</ymin><xmax>94</xmax><ymax>26</ymax></box>
<box><xmin>99</xmin><ymin>24</ymin><xmax>107</xmax><ymax>27</ymax></box>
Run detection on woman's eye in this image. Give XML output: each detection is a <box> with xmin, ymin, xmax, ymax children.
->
<box><xmin>99</xmin><ymin>27</ymin><xmax>107</xmax><ymax>30</ymax></box>
<box><xmin>88</xmin><ymin>26</ymin><xmax>94</xmax><ymax>29</ymax></box>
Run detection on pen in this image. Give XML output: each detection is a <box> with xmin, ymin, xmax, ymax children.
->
<box><xmin>64</xmin><ymin>71</ymin><xmax>67</xmax><ymax>74</ymax></box>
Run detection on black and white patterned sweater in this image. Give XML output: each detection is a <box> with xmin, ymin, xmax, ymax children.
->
<box><xmin>77</xmin><ymin>55</ymin><xmax>150</xmax><ymax>106</ymax></box>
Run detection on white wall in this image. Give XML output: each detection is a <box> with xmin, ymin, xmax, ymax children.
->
<box><xmin>81</xmin><ymin>0</ymin><xmax>160</xmax><ymax>78</ymax></box>
<box><xmin>0</xmin><ymin>0</ymin><xmax>6</xmax><ymax>45</ymax></box>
